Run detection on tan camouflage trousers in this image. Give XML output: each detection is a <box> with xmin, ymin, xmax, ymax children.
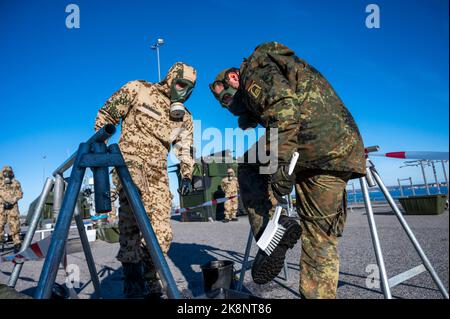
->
<box><xmin>0</xmin><ymin>204</ymin><xmax>21</xmax><ymax>245</ymax></box>
<box><xmin>238</xmin><ymin>160</ymin><xmax>350</xmax><ymax>299</ymax></box>
<box><xmin>224</xmin><ymin>196</ymin><xmax>238</xmax><ymax>220</ymax></box>
<box><xmin>114</xmin><ymin>158</ymin><xmax>173</xmax><ymax>286</ymax></box>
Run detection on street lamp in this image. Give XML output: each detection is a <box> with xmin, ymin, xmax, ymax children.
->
<box><xmin>150</xmin><ymin>38</ymin><xmax>165</xmax><ymax>82</ymax></box>
<box><xmin>42</xmin><ymin>155</ymin><xmax>47</xmax><ymax>184</ymax></box>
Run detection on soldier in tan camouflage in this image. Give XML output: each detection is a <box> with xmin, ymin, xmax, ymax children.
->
<box><xmin>210</xmin><ymin>42</ymin><xmax>366</xmax><ymax>299</ymax></box>
<box><xmin>0</xmin><ymin>166</ymin><xmax>23</xmax><ymax>253</ymax></box>
<box><xmin>221</xmin><ymin>168</ymin><xmax>239</xmax><ymax>222</ymax></box>
<box><xmin>94</xmin><ymin>62</ymin><xmax>196</xmax><ymax>298</ymax></box>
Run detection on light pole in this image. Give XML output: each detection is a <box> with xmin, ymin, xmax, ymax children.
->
<box><xmin>150</xmin><ymin>38</ymin><xmax>165</xmax><ymax>82</ymax></box>
<box><xmin>42</xmin><ymin>155</ymin><xmax>47</xmax><ymax>184</ymax></box>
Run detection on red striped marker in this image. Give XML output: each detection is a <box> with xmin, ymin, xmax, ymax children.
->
<box><xmin>174</xmin><ymin>195</ymin><xmax>238</xmax><ymax>215</ymax></box>
<box><xmin>371</xmin><ymin>151</ymin><xmax>448</xmax><ymax>161</ymax></box>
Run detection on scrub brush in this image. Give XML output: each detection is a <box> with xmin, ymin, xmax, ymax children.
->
<box><xmin>256</xmin><ymin>152</ymin><xmax>299</xmax><ymax>255</ymax></box>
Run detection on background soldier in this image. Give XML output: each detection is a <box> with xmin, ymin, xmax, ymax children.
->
<box><xmin>220</xmin><ymin>168</ymin><xmax>239</xmax><ymax>222</ymax></box>
<box><xmin>0</xmin><ymin>166</ymin><xmax>23</xmax><ymax>253</ymax></box>
<box><xmin>210</xmin><ymin>42</ymin><xmax>366</xmax><ymax>299</ymax></box>
<box><xmin>94</xmin><ymin>62</ymin><xmax>196</xmax><ymax>298</ymax></box>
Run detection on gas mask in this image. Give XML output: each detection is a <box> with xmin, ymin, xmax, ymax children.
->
<box><xmin>210</xmin><ymin>68</ymin><xmax>250</xmax><ymax>117</ymax></box>
<box><xmin>162</xmin><ymin>62</ymin><xmax>197</xmax><ymax>120</ymax></box>
<box><xmin>169</xmin><ymin>78</ymin><xmax>195</xmax><ymax>119</ymax></box>
<box><xmin>2</xmin><ymin>169</ymin><xmax>13</xmax><ymax>184</ymax></box>
<box><xmin>226</xmin><ymin>169</ymin><xmax>235</xmax><ymax>181</ymax></box>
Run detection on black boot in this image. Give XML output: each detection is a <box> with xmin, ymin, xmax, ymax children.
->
<box><xmin>251</xmin><ymin>216</ymin><xmax>301</xmax><ymax>284</ymax></box>
<box><xmin>122</xmin><ymin>262</ymin><xmax>150</xmax><ymax>298</ymax></box>
<box><xmin>142</xmin><ymin>258</ymin><xmax>164</xmax><ymax>299</ymax></box>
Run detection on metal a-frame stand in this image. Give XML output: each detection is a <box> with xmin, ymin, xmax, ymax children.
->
<box><xmin>7</xmin><ymin>168</ymin><xmax>102</xmax><ymax>299</ymax></box>
<box><xmin>360</xmin><ymin>146</ymin><xmax>448</xmax><ymax>299</ymax></box>
<box><xmin>237</xmin><ymin>146</ymin><xmax>448</xmax><ymax>299</ymax></box>
<box><xmin>10</xmin><ymin>124</ymin><xmax>179</xmax><ymax>299</ymax></box>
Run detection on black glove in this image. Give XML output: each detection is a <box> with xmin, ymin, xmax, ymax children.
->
<box><xmin>178</xmin><ymin>177</ymin><xmax>191</xmax><ymax>196</ymax></box>
<box><xmin>270</xmin><ymin>164</ymin><xmax>295</xmax><ymax>201</ymax></box>
<box><xmin>3</xmin><ymin>202</ymin><xmax>14</xmax><ymax>210</ymax></box>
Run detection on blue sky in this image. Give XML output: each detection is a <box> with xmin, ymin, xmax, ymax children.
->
<box><xmin>1</xmin><ymin>0</ymin><xmax>448</xmax><ymax>214</ymax></box>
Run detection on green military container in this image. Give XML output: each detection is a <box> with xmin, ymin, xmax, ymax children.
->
<box><xmin>398</xmin><ymin>194</ymin><xmax>448</xmax><ymax>215</ymax></box>
<box><xmin>26</xmin><ymin>191</ymin><xmax>91</xmax><ymax>225</ymax></box>
<box><xmin>174</xmin><ymin>150</ymin><xmax>243</xmax><ymax>222</ymax></box>
<box><xmin>96</xmin><ymin>223</ymin><xmax>120</xmax><ymax>243</ymax></box>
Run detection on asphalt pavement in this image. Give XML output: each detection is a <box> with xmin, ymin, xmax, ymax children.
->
<box><xmin>0</xmin><ymin>204</ymin><xmax>448</xmax><ymax>299</ymax></box>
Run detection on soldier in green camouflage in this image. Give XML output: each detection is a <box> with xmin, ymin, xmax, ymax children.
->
<box><xmin>210</xmin><ymin>42</ymin><xmax>366</xmax><ymax>299</ymax></box>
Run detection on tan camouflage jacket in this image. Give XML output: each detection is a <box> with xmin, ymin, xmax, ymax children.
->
<box><xmin>221</xmin><ymin>176</ymin><xmax>239</xmax><ymax>197</ymax></box>
<box><xmin>0</xmin><ymin>177</ymin><xmax>23</xmax><ymax>205</ymax></box>
<box><xmin>239</xmin><ymin>42</ymin><xmax>366</xmax><ymax>178</ymax></box>
<box><xmin>94</xmin><ymin>63</ymin><xmax>196</xmax><ymax>179</ymax></box>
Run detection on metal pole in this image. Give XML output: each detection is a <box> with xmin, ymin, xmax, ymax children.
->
<box><xmin>237</xmin><ymin>229</ymin><xmax>254</xmax><ymax>292</ymax></box>
<box><xmin>360</xmin><ymin>177</ymin><xmax>392</xmax><ymax>299</ymax></box>
<box><xmin>371</xmin><ymin>168</ymin><xmax>449</xmax><ymax>299</ymax></box>
<box><xmin>287</xmin><ymin>194</ymin><xmax>293</xmax><ymax>216</ymax></box>
<box><xmin>52</xmin><ymin>124</ymin><xmax>116</xmax><ymax>176</ymax></box>
<box><xmin>156</xmin><ymin>45</ymin><xmax>161</xmax><ymax>82</ymax></box>
<box><xmin>410</xmin><ymin>177</ymin><xmax>416</xmax><ymax>196</ymax></box>
<box><xmin>281</xmin><ymin>194</ymin><xmax>291</xmax><ymax>281</ymax></box>
<box><xmin>8</xmin><ymin>177</ymin><xmax>54</xmax><ymax>288</ymax></box>
<box><xmin>53</xmin><ymin>174</ymin><xmax>65</xmax><ymax>221</ymax></box>
<box><xmin>109</xmin><ymin>144</ymin><xmax>180</xmax><ymax>299</ymax></box>
<box><xmin>420</xmin><ymin>161</ymin><xmax>431</xmax><ymax>195</ymax></box>
<box><xmin>441</xmin><ymin>160</ymin><xmax>449</xmax><ymax>197</ymax></box>
<box><xmin>398</xmin><ymin>178</ymin><xmax>404</xmax><ymax>197</ymax></box>
<box><xmin>352</xmin><ymin>182</ymin><xmax>357</xmax><ymax>203</ymax></box>
<box><xmin>431</xmin><ymin>161</ymin><xmax>441</xmax><ymax>194</ymax></box>
<box><xmin>35</xmin><ymin>143</ymin><xmax>90</xmax><ymax>299</ymax></box>
<box><xmin>42</xmin><ymin>155</ymin><xmax>46</xmax><ymax>184</ymax></box>
<box><xmin>74</xmin><ymin>204</ymin><xmax>102</xmax><ymax>298</ymax></box>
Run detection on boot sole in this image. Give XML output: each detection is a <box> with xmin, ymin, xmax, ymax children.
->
<box><xmin>251</xmin><ymin>218</ymin><xmax>301</xmax><ymax>285</ymax></box>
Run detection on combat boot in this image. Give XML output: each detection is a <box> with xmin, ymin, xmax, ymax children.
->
<box><xmin>145</xmin><ymin>280</ymin><xmax>164</xmax><ymax>300</ymax></box>
<box><xmin>251</xmin><ymin>215</ymin><xmax>301</xmax><ymax>284</ymax></box>
<box><xmin>142</xmin><ymin>260</ymin><xmax>164</xmax><ymax>299</ymax></box>
<box><xmin>122</xmin><ymin>262</ymin><xmax>150</xmax><ymax>298</ymax></box>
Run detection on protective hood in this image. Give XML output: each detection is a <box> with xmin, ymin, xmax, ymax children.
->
<box><xmin>158</xmin><ymin>62</ymin><xmax>197</xmax><ymax>97</ymax></box>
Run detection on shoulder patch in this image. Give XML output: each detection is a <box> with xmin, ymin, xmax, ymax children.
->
<box><xmin>247</xmin><ymin>81</ymin><xmax>262</xmax><ymax>99</ymax></box>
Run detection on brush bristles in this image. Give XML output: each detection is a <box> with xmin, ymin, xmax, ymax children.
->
<box><xmin>263</xmin><ymin>226</ymin><xmax>287</xmax><ymax>254</ymax></box>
